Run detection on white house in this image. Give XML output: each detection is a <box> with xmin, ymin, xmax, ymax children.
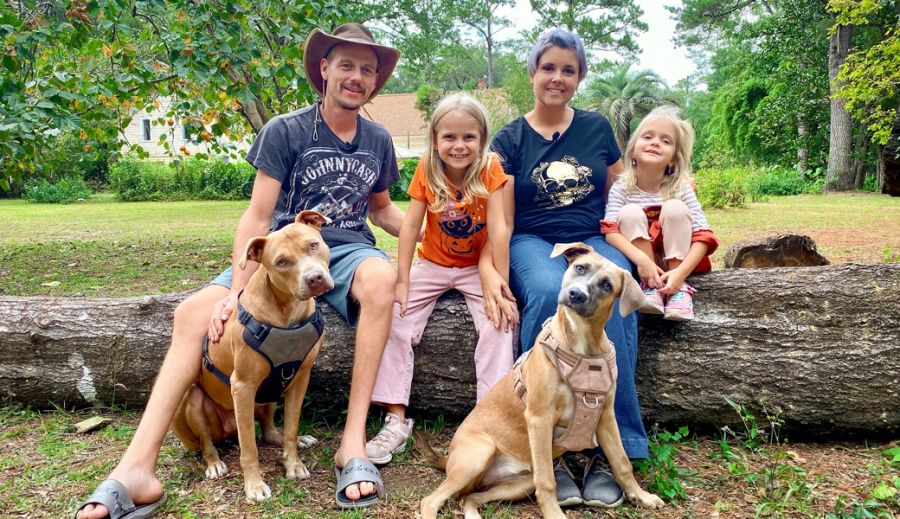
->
<box><xmin>119</xmin><ymin>97</ymin><xmax>250</xmax><ymax>160</ymax></box>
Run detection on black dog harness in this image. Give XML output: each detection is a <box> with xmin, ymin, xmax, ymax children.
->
<box><xmin>202</xmin><ymin>298</ymin><xmax>324</xmax><ymax>403</ymax></box>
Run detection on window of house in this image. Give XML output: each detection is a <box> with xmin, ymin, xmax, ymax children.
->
<box><xmin>141</xmin><ymin>119</ymin><xmax>151</xmax><ymax>141</ymax></box>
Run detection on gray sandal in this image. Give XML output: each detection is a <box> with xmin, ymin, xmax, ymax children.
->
<box><xmin>333</xmin><ymin>457</ymin><xmax>384</xmax><ymax>509</ymax></box>
<box><xmin>74</xmin><ymin>479</ymin><xmax>166</xmax><ymax>519</ymax></box>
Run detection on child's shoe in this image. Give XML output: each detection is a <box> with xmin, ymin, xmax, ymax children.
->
<box><xmin>365</xmin><ymin>412</ymin><xmax>414</xmax><ymax>464</ymax></box>
<box><xmin>664</xmin><ymin>284</ymin><xmax>696</xmax><ymax>321</ymax></box>
<box><xmin>640</xmin><ymin>285</ymin><xmax>665</xmax><ymax>315</ymax></box>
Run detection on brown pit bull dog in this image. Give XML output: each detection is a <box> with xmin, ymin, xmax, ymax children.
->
<box><xmin>172</xmin><ymin>210</ymin><xmax>333</xmax><ymax>502</ymax></box>
<box><xmin>417</xmin><ymin>242</ymin><xmax>665</xmax><ymax>518</ymax></box>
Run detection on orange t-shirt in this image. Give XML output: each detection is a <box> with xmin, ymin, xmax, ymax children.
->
<box><xmin>407</xmin><ymin>154</ymin><xmax>508</xmax><ymax>268</ymax></box>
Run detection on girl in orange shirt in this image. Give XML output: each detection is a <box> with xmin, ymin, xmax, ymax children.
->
<box><xmin>365</xmin><ymin>93</ymin><xmax>515</xmax><ymax>465</ymax></box>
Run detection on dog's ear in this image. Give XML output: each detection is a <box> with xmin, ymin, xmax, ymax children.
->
<box><xmin>618</xmin><ymin>270</ymin><xmax>645</xmax><ymax>317</ymax></box>
<box><xmin>550</xmin><ymin>242</ymin><xmax>595</xmax><ymax>263</ymax></box>
<box><xmin>295</xmin><ymin>210</ymin><xmax>332</xmax><ymax>230</ymax></box>
<box><xmin>239</xmin><ymin>236</ymin><xmax>267</xmax><ymax>270</ymax></box>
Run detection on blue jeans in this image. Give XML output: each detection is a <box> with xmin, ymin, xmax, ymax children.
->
<box><xmin>510</xmin><ymin>233</ymin><xmax>648</xmax><ymax>459</ymax></box>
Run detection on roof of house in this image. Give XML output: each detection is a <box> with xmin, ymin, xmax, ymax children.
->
<box><xmin>361</xmin><ymin>93</ymin><xmax>426</xmax><ymax>136</ymax></box>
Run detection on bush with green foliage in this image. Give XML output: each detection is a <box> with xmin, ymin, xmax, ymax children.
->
<box><xmin>389</xmin><ymin>158</ymin><xmax>419</xmax><ymax>201</ymax></box>
<box><xmin>747</xmin><ymin>166</ymin><xmax>823</xmax><ymax>198</ymax></box>
<box><xmin>24</xmin><ymin>177</ymin><xmax>92</xmax><ymax>204</ymax></box>
<box><xmin>693</xmin><ymin>167</ymin><xmax>751</xmax><ymax>208</ymax></box>
<box><xmin>109</xmin><ymin>159</ymin><xmax>254</xmax><ymax>202</ymax></box>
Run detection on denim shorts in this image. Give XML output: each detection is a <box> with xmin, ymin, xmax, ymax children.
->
<box><xmin>210</xmin><ymin>241</ymin><xmax>389</xmax><ymax>326</ymax></box>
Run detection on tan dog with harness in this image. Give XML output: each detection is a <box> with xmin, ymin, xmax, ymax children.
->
<box><xmin>417</xmin><ymin>242</ymin><xmax>664</xmax><ymax>518</ymax></box>
<box><xmin>172</xmin><ymin>210</ymin><xmax>333</xmax><ymax>502</ymax></box>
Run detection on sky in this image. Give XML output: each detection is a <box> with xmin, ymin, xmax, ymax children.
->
<box><xmin>500</xmin><ymin>0</ymin><xmax>697</xmax><ymax>86</ymax></box>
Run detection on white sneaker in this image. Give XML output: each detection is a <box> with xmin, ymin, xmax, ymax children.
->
<box><xmin>365</xmin><ymin>413</ymin><xmax>414</xmax><ymax>465</ymax></box>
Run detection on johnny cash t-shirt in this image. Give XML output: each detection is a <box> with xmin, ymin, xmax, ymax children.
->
<box><xmin>491</xmin><ymin>109</ymin><xmax>621</xmax><ymax>244</ymax></box>
<box><xmin>245</xmin><ymin>103</ymin><xmax>399</xmax><ymax>247</ymax></box>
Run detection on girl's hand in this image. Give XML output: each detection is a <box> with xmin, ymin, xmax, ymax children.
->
<box><xmin>637</xmin><ymin>258</ymin><xmax>665</xmax><ymax>289</ymax></box>
<box><xmin>209</xmin><ymin>292</ymin><xmax>239</xmax><ymax>344</ymax></box>
<box><xmin>395</xmin><ymin>281</ymin><xmax>410</xmax><ymax>317</ymax></box>
<box><xmin>480</xmin><ymin>267</ymin><xmax>519</xmax><ymax>332</ymax></box>
<box><xmin>659</xmin><ymin>267</ymin><xmax>688</xmax><ymax>295</ymax></box>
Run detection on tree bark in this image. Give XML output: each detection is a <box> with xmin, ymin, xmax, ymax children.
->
<box><xmin>825</xmin><ymin>23</ymin><xmax>855</xmax><ymax>192</ymax></box>
<box><xmin>1</xmin><ymin>264</ymin><xmax>898</xmax><ymax>437</ymax></box>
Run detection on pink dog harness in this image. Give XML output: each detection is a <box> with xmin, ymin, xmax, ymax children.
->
<box><xmin>514</xmin><ymin>322</ymin><xmax>618</xmax><ymax>452</ymax></box>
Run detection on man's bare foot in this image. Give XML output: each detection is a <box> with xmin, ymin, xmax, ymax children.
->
<box><xmin>334</xmin><ymin>449</ymin><xmax>377</xmax><ymax>501</ymax></box>
<box><xmin>75</xmin><ymin>469</ymin><xmax>164</xmax><ymax>519</ymax></box>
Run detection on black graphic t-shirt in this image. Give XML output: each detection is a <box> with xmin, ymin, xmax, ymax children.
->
<box><xmin>245</xmin><ymin>104</ymin><xmax>399</xmax><ymax>247</ymax></box>
<box><xmin>491</xmin><ymin>109</ymin><xmax>621</xmax><ymax>244</ymax></box>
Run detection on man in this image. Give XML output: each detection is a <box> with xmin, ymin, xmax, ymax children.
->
<box><xmin>76</xmin><ymin>23</ymin><xmax>402</xmax><ymax>517</ymax></box>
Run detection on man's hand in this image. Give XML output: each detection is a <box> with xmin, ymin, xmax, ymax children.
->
<box><xmin>395</xmin><ymin>281</ymin><xmax>409</xmax><ymax>317</ymax></box>
<box><xmin>208</xmin><ymin>292</ymin><xmax>239</xmax><ymax>343</ymax></box>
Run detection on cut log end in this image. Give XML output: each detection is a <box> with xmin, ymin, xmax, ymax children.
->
<box><xmin>723</xmin><ymin>234</ymin><xmax>830</xmax><ymax>268</ymax></box>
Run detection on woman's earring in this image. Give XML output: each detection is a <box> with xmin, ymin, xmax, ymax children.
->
<box><xmin>664</xmin><ymin>165</ymin><xmax>674</xmax><ymax>176</ymax></box>
<box><xmin>631</xmin><ymin>159</ymin><xmax>637</xmax><ymax>168</ymax></box>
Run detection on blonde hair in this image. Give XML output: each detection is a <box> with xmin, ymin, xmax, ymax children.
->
<box><xmin>620</xmin><ymin>105</ymin><xmax>695</xmax><ymax>199</ymax></box>
<box><xmin>422</xmin><ymin>93</ymin><xmax>490</xmax><ymax>212</ymax></box>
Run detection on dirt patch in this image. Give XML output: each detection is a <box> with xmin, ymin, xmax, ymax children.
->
<box><xmin>1</xmin><ymin>411</ymin><xmax>896</xmax><ymax>518</ymax></box>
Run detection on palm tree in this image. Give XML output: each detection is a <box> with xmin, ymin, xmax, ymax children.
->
<box><xmin>586</xmin><ymin>63</ymin><xmax>666</xmax><ymax>152</ymax></box>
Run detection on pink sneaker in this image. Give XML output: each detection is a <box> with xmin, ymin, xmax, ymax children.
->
<box><xmin>664</xmin><ymin>284</ymin><xmax>696</xmax><ymax>321</ymax></box>
<box><xmin>640</xmin><ymin>285</ymin><xmax>665</xmax><ymax>315</ymax></box>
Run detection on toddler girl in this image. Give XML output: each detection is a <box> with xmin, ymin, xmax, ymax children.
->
<box><xmin>365</xmin><ymin>93</ymin><xmax>515</xmax><ymax>463</ymax></box>
<box><xmin>601</xmin><ymin>106</ymin><xmax>718</xmax><ymax>320</ymax></box>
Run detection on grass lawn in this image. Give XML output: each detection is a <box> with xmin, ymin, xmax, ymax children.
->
<box><xmin>1</xmin><ymin>192</ymin><xmax>897</xmax><ymax>297</ymax></box>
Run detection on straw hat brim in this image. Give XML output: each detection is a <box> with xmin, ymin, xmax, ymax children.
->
<box><xmin>303</xmin><ymin>27</ymin><xmax>400</xmax><ymax>101</ymax></box>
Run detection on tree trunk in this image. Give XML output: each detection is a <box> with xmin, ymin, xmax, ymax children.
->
<box><xmin>825</xmin><ymin>23</ymin><xmax>854</xmax><ymax>192</ymax></box>
<box><xmin>486</xmin><ymin>17</ymin><xmax>494</xmax><ymax>88</ymax></box>
<box><xmin>883</xmin><ymin>115</ymin><xmax>900</xmax><ymax>196</ymax></box>
<box><xmin>1</xmin><ymin>264</ymin><xmax>898</xmax><ymax>437</ymax></box>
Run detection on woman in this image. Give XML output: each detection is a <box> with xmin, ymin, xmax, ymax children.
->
<box><xmin>480</xmin><ymin>28</ymin><xmax>648</xmax><ymax>509</ymax></box>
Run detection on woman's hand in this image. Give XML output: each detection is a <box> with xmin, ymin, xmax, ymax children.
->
<box><xmin>659</xmin><ymin>266</ymin><xmax>688</xmax><ymax>295</ymax></box>
<box><xmin>480</xmin><ymin>265</ymin><xmax>519</xmax><ymax>332</ymax></box>
<box><xmin>395</xmin><ymin>281</ymin><xmax>410</xmax><ymax>317</ymax></box>
<box><xmin>208</xmin><ymin>292</ymin><xmax>239</xmax><ymax>343</ymax></box>
<box><xmin>637</xmin><ymin>258</ymin><xmax>665</xmax><ymax>289</ymax></box>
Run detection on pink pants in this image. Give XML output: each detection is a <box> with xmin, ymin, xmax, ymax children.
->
<box><xmin>618</xmin><ymin>199</ymin><xmax>692</xmax><ymax>263</ymax></box>
<box><xmin>371</xmin><ymin>260</ymin><xmax>516</xmax><ymax>405</ymax></box>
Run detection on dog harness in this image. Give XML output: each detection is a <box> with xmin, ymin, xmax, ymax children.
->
<box><xmin>514</xmin><ymin>321</ymin><xmax>618</xmax><ymax>452</ymax></box>
<box><xmin>202</xmin><ymin>297</ymin><xmax>324</xmax><ymax>404</ymax></box>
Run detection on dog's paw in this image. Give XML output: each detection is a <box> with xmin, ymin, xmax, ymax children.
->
<box><xmin>298</xmin><ymin>434</ymin><xmax>318</xmax><ymax>448</ymax></box>
<box><xmin>205</xmin><ymin>460</ymin><xmax>228</xmax><ymax>479</ymax></box>
<box><xmin>630</xmin><ymin>490</ymin><xmax>665</xmax><ymax>509</ymax></box>
<box><xmin>244</xmin><ymin>480</ymin><xmax>272</xmax><ymax>502</ymax></box>
<box><xmin>284</xmin><ymin>459</ymin><xmax>310</xmax><ymax>480</ymax></box>
<box><xmin>263</xmin><ymin>427</ymin><xmax>284</xmax><ymax>446</ymax></box>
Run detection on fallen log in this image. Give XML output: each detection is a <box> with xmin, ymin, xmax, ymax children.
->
<box><xmin>1</xmin><ymin>263</ymin><xmax>898</xmax><ymax>437</ymax></box>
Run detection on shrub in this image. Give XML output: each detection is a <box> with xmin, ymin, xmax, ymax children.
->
<box><xmin>109</xmin><ymin>159</ymin><xmax>255</xmax><ymax>201</ymax></box>
<box><xmin>693</xmin><ymin>167</ymin><xmax>751</xmax><ymax>208</ymax></box>
<box><xmin>24</xmin><ymin>177</ymin><xmax>92</xmax><ymax>204</ymax></box>
<box><xmin>389</xmin><ymin>158</ymin><xmax>419</xmax><ymax>201</ymax></box>
<box><xmin>747</xmin><ymin>166</ymin><xmax>824</xmax><ymax>198</ymax></box>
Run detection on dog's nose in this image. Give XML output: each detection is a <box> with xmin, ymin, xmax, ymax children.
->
<box><xmin>305</xmin><ymin>272</ymin><xmax>325</xmax><ymax>285</ymax></box>
<box><xmin>568</xmin><ymin>287</ymin><xmax>587</xmax><ymax>305</ymax></box>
